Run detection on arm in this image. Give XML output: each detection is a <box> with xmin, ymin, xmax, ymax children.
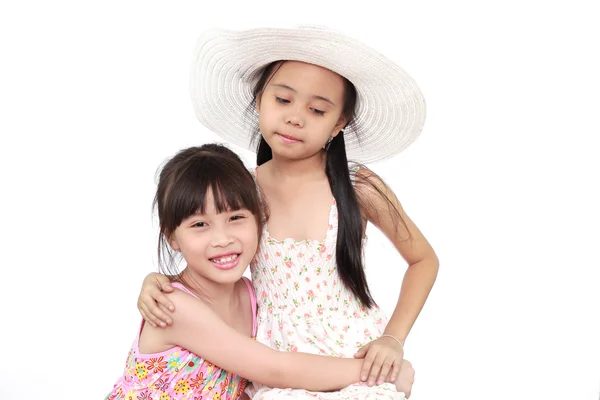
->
<box><xmin>163</xmin><ymin>289</ymin><xmax>364</xmax><ymax>391</ymax></box>
<box><xmin>354</xmin><ymin>167</ymin><xmax>439</xmax><ymax>383</ymax></box>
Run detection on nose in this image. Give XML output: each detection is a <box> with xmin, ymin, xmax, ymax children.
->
<box><xmin>211</xmin><ymin>226</ymin><xmax>234</xmax><ymax>247</ymax></box>
<box><xmin>285</xmin><ymin>106</ymin><xmax>304</xmax><ymax>128</ymax></box>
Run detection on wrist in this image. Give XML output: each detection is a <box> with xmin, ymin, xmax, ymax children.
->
<box><xmin>381</xmin><ymin>333</ymin><xmax>405</xmax><ymax>347</ymax></box>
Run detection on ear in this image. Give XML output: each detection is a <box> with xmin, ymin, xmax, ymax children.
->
<box><xmin>168</xmin><ymin>234</ymin><xmax>180</xmax><ymax>251</ymax></box>
<box><xmin>331</xmin><ymin>115</ymin><xmax>347</xmax><ymax>138</ymax></box>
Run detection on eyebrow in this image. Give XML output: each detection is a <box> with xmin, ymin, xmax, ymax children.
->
<box><xmin>272</xmin><ymin>83</ymin><xmax>336</xmax><ymax>107</ymax></box>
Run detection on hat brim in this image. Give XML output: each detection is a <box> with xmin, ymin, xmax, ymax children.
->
<box><xmin>190</xmin><ymin>26</ymin><xmax>426</xmax><ymax>164</ymax></box>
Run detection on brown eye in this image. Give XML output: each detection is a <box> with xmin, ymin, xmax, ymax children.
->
<box><xmin>276</xmin><ymin>97</ymin><xmax>290</xmax><ymax>104</ymax></box>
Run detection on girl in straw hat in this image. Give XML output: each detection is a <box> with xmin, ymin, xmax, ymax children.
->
<box><xmin>138</xmin><ymin>26</ymin><xmax>438</xmax><ymax>399</ymax></box>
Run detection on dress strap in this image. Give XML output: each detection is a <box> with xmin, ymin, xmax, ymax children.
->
<box><xmin>242</xmin><ymin>277</ymin><xmax>258</xmax><ymax>337</ymax></box>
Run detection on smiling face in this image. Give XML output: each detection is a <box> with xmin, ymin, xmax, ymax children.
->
<box><xmin>168</xmin><ymin>189</ymin><xmax>259</xmax><ymax>285</ymax></box>
<box><xmin>256</xmin><ymin>61</ymin><xmax>348</xmax><ymax>160</ymax></box>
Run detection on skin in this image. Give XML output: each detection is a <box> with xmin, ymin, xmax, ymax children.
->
<box><xmin>135</xmin><ymin>191</ymin><xmax>414</xmax><ymax>394</ymax></box>
<box><xmin>139</xmin><ymin>61</ymin><xmax>437</xmax><ymax>395</ymax></box>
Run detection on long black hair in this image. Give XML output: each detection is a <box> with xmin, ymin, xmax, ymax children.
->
<box><xmin>249</xmin><ymin>61</ymin><xmax>407</xmax><ymax>308</ymax></box>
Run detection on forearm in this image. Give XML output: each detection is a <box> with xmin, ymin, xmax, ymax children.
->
<box><xmin>385</xmin><ymin>258</ymin><xmax>439</xmax><ymax>342</ymax></box>
<box><xmin>266</xmin><ymin>352</ymin><xmax>363</xmax><ymax>391</ymax></box>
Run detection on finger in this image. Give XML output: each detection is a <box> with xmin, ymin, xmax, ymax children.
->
<box><xmin>389</xmin><ymin>360</ymin><xmax>401</xmax><ymax>382</ymax></box>
<box><xmin>154</xmin><ymin>289</ymin><xmax>175</xmax><ymax>312</ymax></box>
<box><xmin>367</xmin><ymin>354</ymin><xmax>384</xmax><ymax>386</ymax></box>
<box><xmin>138</xmin><ymin>303</ymin><xmax>159</xmax><ymax>328</ymax></box>
<box><xmin>144</xmin><ymin>294</ymin><xmax>172</xmax><ymax>327</ymax></box>
<box><xmin>157</xmin><ymin>302</ymin><xmax>174</xmax><ymax>326</ymax></box>
<box><xmin>157</xmin><ymin>276</ymin><xmax>174</xmax><ymax>293</ymax></box>
<box><xmin>377</xmin><ymin>357</ymin><xmax>394</xmax><ymax>385</ymax></box>
<box><xmin>354</xmin><ymin>343</ymin><xmax>370</xmax><ymax>358</ymax></box>
<box><xmin>360</xmin><ymin>352</ymin><xmax>377</xmax><ymax>382</ymax></box>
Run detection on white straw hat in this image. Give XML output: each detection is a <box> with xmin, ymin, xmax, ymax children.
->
<box><xmin>190</xmin><ymin>26</ymin><xmax>426</xmax><ymax>164</ymax></box>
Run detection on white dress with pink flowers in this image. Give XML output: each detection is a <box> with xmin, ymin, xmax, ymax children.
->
<box><xmin>246</xmin><ymin>187</ymin><xmax>405</xmax><ymax>399</ymax></box>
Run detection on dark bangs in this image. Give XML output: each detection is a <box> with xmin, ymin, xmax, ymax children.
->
<box><xmin>155</xmin><ymin>145</ymin><xmax>263</xmax><ymax>240</ymax></box>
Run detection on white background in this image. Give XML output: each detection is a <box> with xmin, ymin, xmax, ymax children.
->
<box><xmin>1</xmin><ymin>1</ymin><xmax>599</xmax><ymax>399</ymax></box>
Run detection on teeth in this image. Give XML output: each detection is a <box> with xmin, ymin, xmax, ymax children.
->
<box><xmin>211</xmin><ymin>254</ymin><xmax>238</xmax><ymax>264</ymax></box>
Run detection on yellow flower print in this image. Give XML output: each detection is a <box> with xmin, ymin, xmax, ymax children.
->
<box><xmin>134</xmin><ymin>362</ymin><xmax>148</xmax><ymax>380</ymax></box>
<box><xmin>160</xmin><ymin>393</ymin><xmax>171</xmax><ymax>400</ymax></box>
<box><xmin>174</xmin><ymin>378</ymin><xmax>190</xmax><ymax>395</ymax></box>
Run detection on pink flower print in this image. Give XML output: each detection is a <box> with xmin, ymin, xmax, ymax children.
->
<box><xmin>316</xmin><ymin>267</ymin><xmax>321</xmax><ymax>276</ymax></box>
<box><xmin>307</xmin><ymin>290</ymin><xmax>315</xmax><ymax>301</ymax></box>
<box><xmin>304</xmin><ymin>313</ymin><xmax>311</xmax><ymax>318</ymax></box>
<box><xmin>290</xmin><ymin>244</ymin><xmax>295</xmax><ymax>250</ymax></box>
<box><xmin>353</xmin><ymin>312</ymin><xmax>360</xmax><ymax>318</ymax></box>
<box><xmin>343</xmin><ymin>325</ymin><xmax>350</xmax><ymax>332</ymax></box>
<box><xmin>324</xmin><ymin>281</ymin><xmax>328</xmax><ymax>287</ymax></box>
<box><xmin>327</xmin><ymin>254</ymin><xmax>333</xmax><ymax>261</ymax></box>
<box><xmin>318</xmin><ymin>244</ymin><xmax>327</xmax><ymax>254</ymax></box>
<box><xmin>279</xmin><ymin>322</ymin><xmax>284</xmax><ymax>331</ymax></box>
<box><xmin>297</xmin><ymin>252</ymin><xmax>303</xmax><ymax>258</ymax></box>
<box><xmin>333</xmin><ymin>279</ymin><xmax>337</xmax><ymax>286</ymax></box>
<box><xmin>317</xmin><ymin>305</ymin><xmax>324</xmax><ymax>315</ymax></box>
<box><xmin>326</xmin><ymin>295</ymin><xmax>331</xmax><ymax>300</ymax></box>
<box><xmin>339</xmin><ymin>334</ymin><xmax>345</xmax><ymax>339</ymax></box>
<box><xmin>309</xmin><ymin>256</ymin><xmax>315</xmax><ymax>263</ymax></box>
<box><xmin>267</xmin><ymin>329</ymin><xmax>272</xmax><ymax>339</ymax></box>
<box><xmin>364</xmin><ymin>328</ymin><xmax>371</xmax><ymax>337</ymax></box>
<box><xmin>286</xmin><ymin>273</ymin><xmax>291</xmax><ymax>279</ymax></box>
<box><xmin>279</xmin><ymin>278</ymin><xmax>283</xmax><ymax>284</ymax></box>
<box><xmin>316</xmin><ymin>283</ymin><xmax>321</xmax><ymax>290</ymax></box>
<box><xmin>264</xmin><ymin>252</ymin><xmax>269</xmax><ymax>259</ymax></box>
<box><xmin>305</xmin><ymin>276</ymin><xmax>310</xmax><ymax>283</ymax></box>
<box><xmin>262</xmin><ymin>291</ymin><xmax>268</xmax><ymax>299</ymax></box>
<box><xmin>284</xmin><ymin>258</ymin><xmax>294</xmax><ymax>268</ymax></box>
<box><xmin>289</xmin><ymin>344</ymin><xmax>298</xmax><ymax>352</ymax></box>
<box><xmin>333</xmin><ymin>199</ymin><xmax>337</xmax><ymax>205</ymax></box>
<box><xmin>320</xmin><ymin>349</ymin><xmax>326</xmax><ymax>354</ymax></box>
<box><xmin>294</xmin><ymin>282</ymin><xmax>299</xmax><ymax>291</ymax></box>
<box><xmin>274</xmin><ymin>293</ymin><xmax>279</xmax><ymax>299</ymax></box>
<box><xmin>329</xmin><ymin>223</ymin><xmax>334</xmax><ymax>230</ymax></box>
<box><xmin>276</xmin><ymin>251</ymin><xmax>281</xmax><ymax>257</ymax></box>
<box><xmin>376</xmin><ymin>318</ymin><xmax>383</xmax><ymax>324</ymax></box>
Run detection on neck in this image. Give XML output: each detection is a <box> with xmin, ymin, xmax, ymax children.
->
<box><xmin>179</xmin><ymin>268</ymin><xmax>238</xmax><ymax>311</ymax></box>
<box><xmin>268</xmin><ymin>149</ymin><xmax>327</xmax><ymax>181</ymax></box>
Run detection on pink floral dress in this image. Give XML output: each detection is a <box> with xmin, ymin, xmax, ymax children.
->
<box><xmin>247</xmin><ymin>169</ymin><xmax>405</xmax><ymax>399</ymax></box>
<box><xmin>106</xmin><ymin>280</ymin><xmax>257</xmax><ymax>400</ymax></box>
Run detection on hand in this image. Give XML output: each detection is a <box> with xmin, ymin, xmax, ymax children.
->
<box><xmin>394</xmin><ymin>359</ymin><xmax>414</xmax><ymax>398</ymax></box>
<box><xmin>354</xmin><ymin>335</ymin><xmax>404</xmax><ymax>386</ymax></box>
<box><xmin>137</xmin><ymin>272</ymin><xmax>175</xmax><ymax>328</ymax></box>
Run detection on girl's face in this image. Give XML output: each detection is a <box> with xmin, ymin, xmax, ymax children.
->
<box><xmin>257</xmin><ymin>61</ymin><xmax>348</xmax><ymax>160</ymax></box>
<box><xmin>168</xmin><ymin>190</ymin><xmax>259</xmax><ymax>285</ymax></box>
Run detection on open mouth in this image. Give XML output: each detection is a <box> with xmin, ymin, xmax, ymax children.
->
<box><xmin>209</xmin><ymin>253</ymin><xmax>241</xmax><ymax>270</ymax></box>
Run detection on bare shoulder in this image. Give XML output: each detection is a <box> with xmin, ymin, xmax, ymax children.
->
<box><xmin>354</xmin><ymin>165</ymin><xmax>403</xmax><ymax>214</ymax></box>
